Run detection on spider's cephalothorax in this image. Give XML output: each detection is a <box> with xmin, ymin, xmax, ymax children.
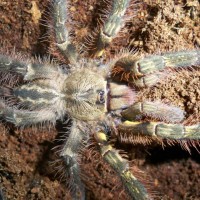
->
<box><xmin>62</xmin><ymin>67</ymin><xmax>134</xmax><ymax>121</ymax></box>
<box><xmin>0</xmin><ymin>0</ymin><xmax>200</xmax><ymax>199</ymax></box>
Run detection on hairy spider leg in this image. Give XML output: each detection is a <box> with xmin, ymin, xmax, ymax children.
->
<box><xmin>115</xmin><ymin>50</ymin><xmax>200</xmax><ymax>142</ymax></box>
<box><xmin>90</xmin><ymin>0</ymin><xmax>131</xmax><ymax>57</ymax></box>
<box><xmin>95</xmin><ymin>131</ymin><xmax>150</xmax><ymax>200</ymax></box>
<box><xmin>0</xmin><ymin>188</ymin><xmax>5</xmax><ymax>200</ymax></box>
<box><xmin>52</xmin><ymin>0</ymin><xmax>78</xmax><ymax>64</ymax></box>
<box><xmin>0</xmin><ymin>101</ymin><xmax>58</xmax><ymax>126</ymax></box>
<box><xmin>60</xmin><ymin>120</ymin><xmax>86</xmax><ymax>200</ymax></box>
<box><xmin>112</xmin><ymin>50</ymin><xmax>200</xmax><ymax>87</ymax></box>
<box><xmin>118</xmin><ymin>121</ymin><xmax>200</xmax><ymax>140</ymax></box>
<box><xmin>0</xmin><ymin>54</ymin><xmax>62</xmax><ymax>81</ymax></box>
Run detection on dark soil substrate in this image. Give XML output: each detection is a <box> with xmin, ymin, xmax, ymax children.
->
<box><xmin>0</xmin><ymin>0</ymin><xmax>200</xmax><ymax>199</ymax></box>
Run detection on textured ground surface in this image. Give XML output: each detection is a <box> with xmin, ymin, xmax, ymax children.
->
<box><xmin>0</xmin><ymin>0</ymin><xmax>200</xmax><ymax>199</ymax></box>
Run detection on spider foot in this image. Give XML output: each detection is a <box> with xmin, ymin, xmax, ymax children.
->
<box><xmin>61</xmin><ymin>155</ymin><xmax>85</xmax><ymax>200</ymax></box>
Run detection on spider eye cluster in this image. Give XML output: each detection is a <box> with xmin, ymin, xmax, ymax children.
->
<box><xmin>98</xmin><ymin>90</ymin><xmax>105</xmax><ymax>104</ymax></box>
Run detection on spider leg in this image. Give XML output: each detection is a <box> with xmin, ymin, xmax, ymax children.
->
<box><xmin>0</xmin><ymin>54</ymin><xmax>62</xmax><ymax>80</ymax></box>
<box><xmin>60</xmin><ymin>120</ymin><xmax>86</xmax><ymax>200</ymax></box>
<box><xmin>119</xmin><ymin>101</ymin><xmax>200</xmax><ymax>140</ymax></box>
<box><xmin>91</xmin><ymin>0</ymin><xmax>131</xmax><ymax>57</ymax></box>
<box><xmin>94</xmin><ymin>131</ymin><xmax>150</xmax><ymax>200</ymax></box>
<box><xmin>0</xmin><ymin>188</ymin><xmax>5</xmax><ymax>200</ymax></box>
<box><xmin>118</xmin><ymin>121</ymin><xmax>200</xmax><ymax>140</ymax></box>
<box><xmin>0</xmin><ymin>101</ymin><xmax>58</xmax><ymax>126</ymax></box>
<box><xmin>52</xmin><ymin>0</ymin><xmax>78</xmax><ymax>64</ymax></box>
<box><xmin>112</xmin><ymin>50</ymin><xmax>200</xmax><ymax>87</ymax></box>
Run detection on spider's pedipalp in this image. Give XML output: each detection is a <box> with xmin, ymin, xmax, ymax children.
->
<box><xmin>52</xmin><ymin>0</ymin><xmax>78</xmax><ymax>63</ymax></box>
<box><xmin>121</xmin><ymin>101</ymin><xmax>185</xmax><ymax>123</ymax></box>
<box><xmin>60</xmin><ymin>120</ymin><xmax>86</xmax><ymax>200</ymax></box>
<box><xmin>95</xmin><ymin>131</ymin><xmax>150</xmax><ymax>200</ymax></box>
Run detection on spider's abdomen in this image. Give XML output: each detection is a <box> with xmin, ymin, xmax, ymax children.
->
<box><xmin>13</xmin><ymin>81</ymin><xmax>65</xmax><ymax>110</ymax></box>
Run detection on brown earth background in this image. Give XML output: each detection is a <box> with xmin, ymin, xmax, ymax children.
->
<box><xmin>0</xmin><ymin>0</ymin><xmax>200</xmax><ymax>200</ymax></box>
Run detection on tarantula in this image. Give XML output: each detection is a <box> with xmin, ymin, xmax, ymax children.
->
<box><xmin>0</xmin><ymin>0</ymin><xmax>200</xmax><ymax>199</ymax></box>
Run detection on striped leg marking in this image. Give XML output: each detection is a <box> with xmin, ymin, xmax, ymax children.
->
<box><xmin>112</xmin><ymin>50</ymin><xmax>200</xmax><ymax>87</ymax></box>
<box><xmin>60</xmin><ymin>120</ymin><xmax>86</xmax><ymax>200</ymax></box>
<box><xmin>118</xmin><ymin>121</ymin><xmax>200</xmax><ymax>140</ymax></box>
<box><xmin>52</xmin><ymin>0</ymin><xmax>78</xmax><ymax>63</ymax></box>
<box><xmin>0</xmin><ymin>101</ymin><xmax>57</xmax><ymax>126</ymax></box>
<box><xmin>0</xmin><ymin>54</ymin><xmax>61</xmax><ymax>80</ymax></box>
<box><xmin>92</xmin><ymin>0</ymin><xmax>131</xmax><ymax>57</ymax></box>
<box><xmin>95</xmin><ymin>131</ymin><xmax>150</xmax><ymax>200</ymax></box>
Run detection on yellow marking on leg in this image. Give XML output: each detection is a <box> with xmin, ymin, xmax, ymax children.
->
<box><xmin>95</xmin><ymin>130</ymin><xmax>150</xmax><ymax>199</ymax></box>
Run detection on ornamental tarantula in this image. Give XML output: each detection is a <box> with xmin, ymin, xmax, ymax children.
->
<box><xmin>0</xmin><ymin>0</ymin><xmax>200</xmax><ymax>199</ymax></box>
